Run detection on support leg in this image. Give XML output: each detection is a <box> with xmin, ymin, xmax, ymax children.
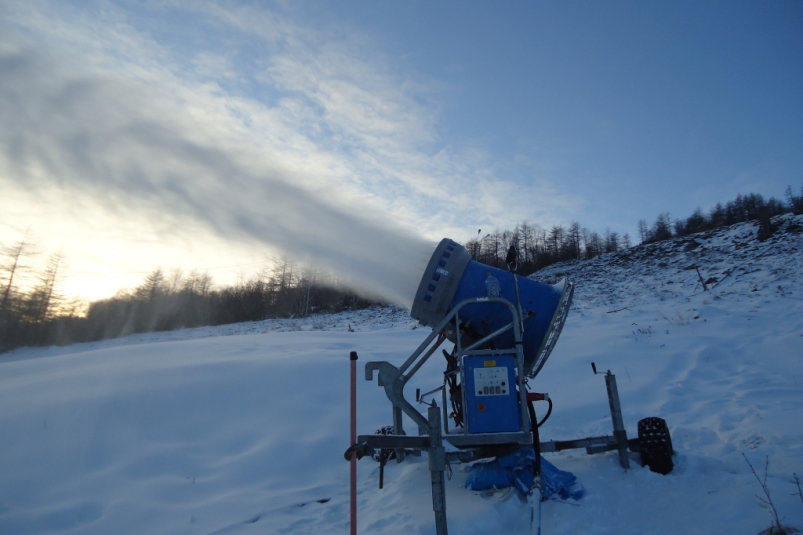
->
<box><xmin>393</xmin><ymin>405</ymin><xmax>406</xmax><ymax>463</ymax></box>
<box><xmin>605</xmin><ymin>372</ymin><xmax>630</xmax><ymax>470</ymax></box>
<box><xmin>427</xmin><ymin>406</ymin><xmax>448</xmax><ymax>535</ymax></box>
<box><xmin>350</xmin><ymin>352</ymin><xmax>358</xmax><ymax>535</ymax></box>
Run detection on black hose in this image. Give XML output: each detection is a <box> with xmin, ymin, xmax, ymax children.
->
<box><xmin>537</xmin><ymin>398</ymin><xmax>553</xmax><ymax>428</ymax></box>
<box><xmin>528</xmin><ymin>399</ymin><xmax>541</xmax><ymax>478</ymax></box>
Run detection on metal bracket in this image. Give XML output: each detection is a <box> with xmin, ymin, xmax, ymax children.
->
<box><xmin>365</xmin><ymin>361</ymin><xmax>429</xmax><ymax>432</ymax></box>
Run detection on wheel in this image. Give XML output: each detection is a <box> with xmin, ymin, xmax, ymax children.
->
<box><xmin>638</xmin><ymin>417</ymin><xmax>674</xmax><ymax>475</ymax></box>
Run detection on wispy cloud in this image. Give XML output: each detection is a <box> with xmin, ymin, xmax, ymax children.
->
<box><xmin>0</xmin><ymin>1</ymin><xmax>577</xmax><ymax>302</ymax></box>
<box><xmin>0</xmin><ymin>34</ymin><xmax>433</xmax><ymax>305</ymax></box>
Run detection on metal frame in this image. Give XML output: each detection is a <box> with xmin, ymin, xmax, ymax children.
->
<box><xmin>351</xmin><ymin>372</ymin><xmax>638</xmax><ymax>535</ymax></box>
<box><xmin>365</xmin><ymin>295</ymin><xmax>533</xmax><ymax>451</ymax></box>
<box><xmin>360</xmin><ymin>287</ymin><xmax>632</xmax><ymax>464</ymax></box>
<box><xmin>352</xmin><ymin>283</ymin><xmax>635</xmax><ymax>535</ymax></box>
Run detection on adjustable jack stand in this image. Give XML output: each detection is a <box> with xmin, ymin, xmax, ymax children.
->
<box><xmin>427</xmin><ymin>405</ymin><xmax>448</xmax><ymax>535</ymax></box>
<box><xmin>589</xmin><ymin>362</ymin><xmax>629</xmax><ymax>469</ymax></box>
<box><xmin>598</xmin><ymin>365</ymin><xmax>630</xmax><ymax>470</ymax></box>
<box><xmin>539</xmin><ymin>363</ymin><xmax>635</xmax><ymax>470</ymax></box>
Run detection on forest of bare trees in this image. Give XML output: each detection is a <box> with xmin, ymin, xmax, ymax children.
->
<box><xmin>2</xmin><ymin>185</ymin><xmax>802</xmax><ymax>352</ymax></box>
<box><xmin>77</xmin><ymin>258</ymin><xmax>376</xmax><ymax>343</ymax></box>
<box><xmin>464</xmin><ymin>187</ymin><xmax>802</xmax><ymax>271</ymax></box>
<box><xmin>464</xmin><ymin>219</ymin><xmax>632</xmax><ymax>274</ymax></box>
<box><xmin>0</xmin><ymin>239</ymin><xmax>84</xmax><ymax>351</ymax></box>
<box><xmin>0</xmin><ymin>250</ymin><xmax>378</xmax><ymax>352</ymax></box>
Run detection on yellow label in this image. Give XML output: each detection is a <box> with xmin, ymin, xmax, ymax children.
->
<box><xmin>484</xmin><ymin>360</ymin><xmax>496</xmax><ymax>367</ymax></box>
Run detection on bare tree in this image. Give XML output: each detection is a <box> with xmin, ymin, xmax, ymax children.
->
<box><xmin>518</xmin><ymin>221</ymin><xmax>535</xmax><ymax>266</ymax></box>
<box><xmin>586</xmin><ymin>231</ymin><xmax>603</xmax><ymax>258</ymax></box>
<box><xmin>272</xmin><ymin>256</ymin><xmax>296</xmax><ymax>292</ymax></box>
<box><xmin>24</xmin><ymin>252</ymin><xmax>64</xmax><ymax>323</ymax></box>
<box><xmin>604</xmin><ymin>229</ymin><xmax>620</xmax><ymax>253</ymax></box>
<box><xmin>786</xmin><ymin>185</ymin><xmax>803</xmax><ymax>215</ymax></box>
<box><xmin>136</xmin><ymin>268</ymin><xmax>166</xmax><ymax>301</ymax></box>
<box><xmin>480</xmin><ymin>231</ymin><xmax>502</xmax><ymax>267</ymax></box>
<box><xmin>167</xmin><ymin>269</ymin><xmax>184</xmax><ymax>294</ymax></box>
<box><xmin>621</xmin><ymin>233</ymin><xmax>632</xmax><ymax>249</ymax></box>
<box><xmin>464</xmin><ymin>228</ymin><xmax>484</xmax><ymax>260</ymax></box>
<box><xmin>567</xmin><ymin>222</ymin><xmax>582</xmax><ymax>260</ymax></box>
<box><xmin>547</xmin><ymin>225</ymin><xmax>565</xmax><ymax>260</ymax></box>
<box><xmin>299</xmin><ymin>264</ymin><xmax>318</xmax><ymax>317</ymax></box>
<box><xmin>637</xmin><ymin>219</ymin><xmax>649</xmax><ymax>244</ymax></box>
<box><xmin>534</xmin><ymin>226</ymin><xmax>547</xmax><ymax>266</ymax></box>
<box><xmin>183</xmin><ymin>271</ymin><xmax>213</xmax><ymax>296</ymax></box>
<box><xmin>1</xmin><ymin>239</ymin><xmax>31</xmax><ymax>314</ymax></box>
<box><xmin>651</xmin><ymin>213</ymin><xmax>674</xmax><ymax>242</ymax></box>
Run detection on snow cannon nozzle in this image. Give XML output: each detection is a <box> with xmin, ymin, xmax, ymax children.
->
<box><xmin>410</xmin><ymin>238</ymin><xmax>574</xmax><ymax>378</ymax></box>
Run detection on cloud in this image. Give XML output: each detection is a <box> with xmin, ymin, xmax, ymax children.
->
<box><xmin>0</xmin><ymin>1</ymin><xmax>582</xmax><ymax>304</ymax></box>
<box><xmin>0</xmin><ymin>33</ymin><xmax>435</xmax><ymax>307</ymax></box>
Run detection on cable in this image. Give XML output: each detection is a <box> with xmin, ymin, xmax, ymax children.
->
<box><xmin>537</xmin><ymin>398</ymin><xmax>553</xmax><ymax>428</ymax></box>
<box><xmin>527</xmin><ymin>399</ymin><xmax>541</xmax><ymax>478</ymax></box>
<box><xmin>442</xmin><ymin>348</ymin><xmax>463</xmax><ymax>427</ymax></box>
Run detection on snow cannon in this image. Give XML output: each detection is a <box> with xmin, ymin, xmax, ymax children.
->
<box><xmin>348</xmin><ymin>237</ymin><xmax>573</xmax><ymax>453</ymax></box>
<box><xmin>410</xmin><ymin>238</ymin><xmax>572</xmax><ymax>379</ymax></box>
<box><xmin>345</xmin><ymin>238</ymin><xmax>675</xmax><ymax>535</ymax></box>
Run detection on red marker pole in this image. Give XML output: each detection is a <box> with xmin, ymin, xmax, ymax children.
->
<box><xmin>350</xmin><ymin>351</ymin><xmax>358</xmax><ymax>535</ymax></box>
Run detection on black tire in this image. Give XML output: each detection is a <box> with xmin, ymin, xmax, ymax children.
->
<box><xmin>638</xmin><ymin>417</ymin><xmax>674</xmax><ymax>475</ymax></box>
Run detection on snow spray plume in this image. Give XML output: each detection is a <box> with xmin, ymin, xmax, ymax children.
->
<box><xmin>0</xmin><ymin>39</ymin><xmax>434</xmax><ymax>308</ymax></box>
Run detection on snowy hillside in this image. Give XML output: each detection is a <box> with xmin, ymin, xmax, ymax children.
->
<box><xmin>1</xmin><ymin>216</ymin><xmax>802</xmax><ymax>535</ymax></box>
<box><xmin>534</xmin><ymin>213</ymin><xmax>803</xmax><ymax>311</ymax></box>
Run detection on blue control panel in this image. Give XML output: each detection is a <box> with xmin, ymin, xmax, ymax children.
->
<box><xmin>462</xmin><ymin>354</ymin><xmax>521</xmax><ymax>433</ymax></box>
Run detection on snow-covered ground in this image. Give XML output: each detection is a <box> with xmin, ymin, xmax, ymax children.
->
<box><xmin>2</xmin><ymin>215</ymin><xmax>802</xmax><ymax>534</ymax></box>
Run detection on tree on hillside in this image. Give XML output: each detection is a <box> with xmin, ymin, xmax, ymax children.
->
<box><xmin>649</xmin><ymin>213</ymin><xmax>674</xmax><ymax>243</ymax></box>
<box><xmin>786</xmin><ymin>185</ymin><xmax>803</xmax><ymax>215</ymax></box>
<box><xmin>586</xmin><ymin>231</ymin><xmax>603</xmax><ymax>258</ymax></box>
<box><xmin>272</xmin><ymin>256</ymin><xmax>295</xmax><ymax>293</ymax></box>
<box><xmin>465</xmin><ymin>231</ymin><xmax>483</xmax><ymax>261</ymax></box>
<box><xmin>23</xmin><ymin>252</ymin><xmax>64</xmax><ymax>324</ymax></box>
<box><xmin>566</xmin><ymin>222</ymin><xmax>582</xmax><ymax>260</ymax></box>
<box><xmin>675</xmin><ymin>208</ymin><xmax>708</xmax><ymax>236</ymax></box>
<box><xmin>183</xmin><ymin>270</ymin><xmax>214</xmax><ymax>296</ymax></box>
<box><xmin>622</xmin><ymin>233</ymin><xmax>632</xmax><ymax>249</ymax></box>
<box><xmin>604</xmin><ymin>229</ymin><xmax>620</xmax><ymax>254</ymax></box>
<box><xmin>1</xmin><ymin>239</ymin><xmax>32</xmax><ymax>315</ymax></box>
<box><xmin>547</xmin><ymin>225</ymin><xmax>564</xmax><ymax>261</ymax></box>
<box><xmin>637</xmin><ymin>219</ymin><xmax>649</xmax><ymax>244</ymax></box>
<box><xmin>1</xmin><ymin>239</ymin><xmax>37</xmax><ymax>350</ymax></box>
<box><xmin>481</xmin><ymin>231</ymin><xmax>503</xmax><ymax>267</ymax></box>
<box><xmin>167</xmin><ymin>269</ymin><xmax>184</xmax><ymax>295</ymax></box>
<box><xmin>518</xmin><ymin>221</ymin><xmax>535</xmax><ymax>267</ymax></box>
<box><xmin>136</xmin><ymin>269</ymin><xmax>167</xmax><ymax>302</ymax></box>
<box><xmin>533</xmin><ymin>226</ymin><xmax>547</xmax><ymax>265</ymax></box>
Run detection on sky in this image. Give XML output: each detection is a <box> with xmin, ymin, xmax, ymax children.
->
<box><xmin>1</xmin><ymin>0</ymin><xmax>802</xmax><ymax>304</ymax></box>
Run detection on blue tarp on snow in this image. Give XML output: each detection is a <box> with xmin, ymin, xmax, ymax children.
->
<box><xmin>464</xmin><ymin>448</ymin><xmax>585</xmax><ymax>501</ymax></box>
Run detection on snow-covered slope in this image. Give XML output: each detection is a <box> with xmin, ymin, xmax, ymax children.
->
<box><xmin>1</xmin><ymin>216</ymin><xmax>802</xmax><ymax>535</ymax></box>
<box><xmin>528</xmin><ymin>214</ymin><xmax>803</xmax><ymax>534</ymax></box>
<box><xmin>534</xmin><ymin>213</ymin><xmax>803</xmax><ymax>311</ymax></box>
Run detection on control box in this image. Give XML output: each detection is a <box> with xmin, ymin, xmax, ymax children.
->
<box><xmin>462</xmin><ymin>354</ymin><xmax>521</xmax><ymax>433</ymax></box>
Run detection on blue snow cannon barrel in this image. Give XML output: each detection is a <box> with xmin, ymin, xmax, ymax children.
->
<box><xmin>410</xmin><ymin>238</ymin><xmax>573</xmax><ymax>378</ymax></box>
